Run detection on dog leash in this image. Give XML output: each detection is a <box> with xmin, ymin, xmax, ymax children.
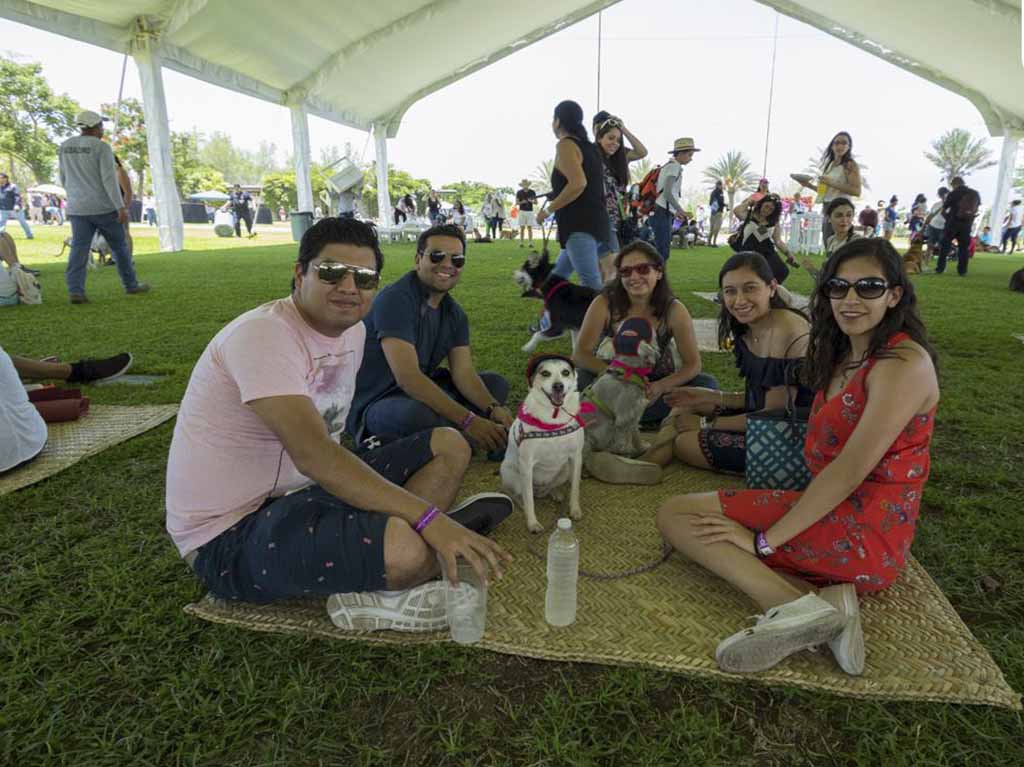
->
<box><xmin>525</xmin><ymin>521</ymin><xmax>674</xmax><ymax>581</ymax></box>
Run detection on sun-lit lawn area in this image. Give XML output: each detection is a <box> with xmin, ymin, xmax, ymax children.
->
<box><xmin>3</xmin><ymin>224</ymin><xmax>1023</xmax><ymax>765</ymax></box>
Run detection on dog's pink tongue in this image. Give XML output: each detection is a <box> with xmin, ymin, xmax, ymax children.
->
<box><xmin>549</xmin><ymin>391</ymin><xmax>565</xmax><ymax>407</ymax></box>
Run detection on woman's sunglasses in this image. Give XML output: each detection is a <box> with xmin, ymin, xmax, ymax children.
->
<box><xmin>822</xmin><ymin>277</ymin><xmax>889</xmax><ymax>300</ymax></box>
<box><xmin>426</xmin><ymin>250</ymin><xmax>466</xmax><ymax>268</ymax></box>
<box><xmin>597</xmin><ymin>117</ymin><xmax>622</xmax><ymax>132</ymax></box>
<box><xmin>315</xmin><ymin>261</ymin><xmax>380</xmax><ymax>290</ymax></box>
<box><xmin>618</xmin><ymin>263</ymin><xmax>660</xmax><ymax>279</ymax></box>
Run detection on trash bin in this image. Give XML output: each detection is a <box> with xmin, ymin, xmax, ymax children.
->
<box><xmin>290</xmin><ymin>211</ymin><xmax>314</xmax><ymax>242</ymax></box>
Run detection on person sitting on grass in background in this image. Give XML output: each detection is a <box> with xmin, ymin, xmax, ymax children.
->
<box><xmin>346</xmin><ymin>223</ymin><xmax>513</xmax><ymax>456</ymax></box>
<box><xmin>800</xmin><ymin>197</ymin><xmax>862</xmax><ymax>278</ymax></box>
<box><xmin>573</xmin><ymin>240</ymin><xmax>718</xmax><ymax>481</ymax></box>
<box><xmin>0</xmin><ymin>230</ymin><xmax>41</xmax><ymax>306</ymax></box>
<box><xmin>640</xmin><ymin>252</ymin><xmax>812</xmax><ymax>474</ymax></box>
<box><xmin>166</xmin><ymin>218</ymin><xmax>512</xmax><ymax>631</ymax></box>
<box><xmin>979</xmin><ymin>226</ymin><xmax>998</xmax><ymax>252</ymax></box>
<box><xmin>657</xmin><ymin>237</ymin><xmax>939</xmax><ymax>677</ymax></box>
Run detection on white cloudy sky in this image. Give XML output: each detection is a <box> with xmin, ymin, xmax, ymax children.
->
<box><xmin>0</xmin><ymin>0</ymin><xmax>1012</xmax><ymax>209</ymax></box>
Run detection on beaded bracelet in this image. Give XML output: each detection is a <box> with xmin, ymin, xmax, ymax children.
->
<box><xmin>414</xmin><ymin>505</ymin><xmax>440</xmax><ymax>534</ymax></box>
<box><xmin>459</xmin><ymin>411</ymin><xmax>476</xmax><ymax>431</ymax></box>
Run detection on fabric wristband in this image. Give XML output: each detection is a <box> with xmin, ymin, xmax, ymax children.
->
<box><xmin>754</xmin><ymin>531</ymin><xmax>775</xmax><ymax>559</ymax></box>
<box><xmin>414</xmin><ymin>505</ymin><xmax>440</xmax><ymax>534</ymax></box>
<box><xmin>459</xmin><ymin>411</ymin><xmax>476</xmax><ymax>431</ymax></box>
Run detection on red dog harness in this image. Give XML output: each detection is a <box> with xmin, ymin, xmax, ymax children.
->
<box><xmin>513</xmin><ymin>402</ymin><xmax>596</xmax><ymax>446</ymax></box>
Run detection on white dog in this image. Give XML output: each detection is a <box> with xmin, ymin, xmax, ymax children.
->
<box><xmin>500</xmin><ymin>354</ymin><xmax>591</xmax><ymax>533</ymax></box>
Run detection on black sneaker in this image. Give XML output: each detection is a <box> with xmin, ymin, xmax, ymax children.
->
<box><xmin>68</xmin><ymin>353</ymin><xmax>133</xmax><ymax>384</ymax></box>
<box><xmin>447</xmin><ymin>493</ymin><xmax>513</xmax><ymax>536</ymax></box>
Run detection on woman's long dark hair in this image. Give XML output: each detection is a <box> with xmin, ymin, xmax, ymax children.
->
<box><xmin>804</xmin><ymin>238</ymin><xmax>938</xmax><ymax>391</ymax></box>
<box><xmin>554</xmin><ymin>100</ymin><xmax>588</xmax><ymax>142</ymax></box>
<box><xmin>593</xmin><ymin>113</ymin><xmax>629</xmax><ymax>187</ymax></box>
<box><xmin>605</xmin><ymin>240</ymin><xmax>675</xmax><ymax>322</ymax></box>
<box><xmin>820</xmin><ymin>131</ymin><xmax>856</xmax><ymax>172</ymax></box>
<box><xmin>717</xmin><ymin>251</ymin><xmax>797</xmax><ymax>349</ymax></box>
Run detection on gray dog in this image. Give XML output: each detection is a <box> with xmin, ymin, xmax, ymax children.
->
<box><xmin>582</xmin><ymin>317</ymin><xmax>661</xmax><ymax>462</ymax></box>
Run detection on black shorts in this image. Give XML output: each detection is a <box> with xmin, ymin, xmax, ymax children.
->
<box><xmin>193</xmin><ymin>430</ymin><xmax>434</xmax><ymax>603</ymax></box>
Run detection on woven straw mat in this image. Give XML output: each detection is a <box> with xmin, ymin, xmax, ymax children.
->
<box><xmin>0</xmin><ymin>404</ymin><xmax>179</xmax><ymax>495</ymax></box>
<box><xmin>185</xmin><ymin>461</ymin><xmax>1021</xmax><ymax>710</ymax></box>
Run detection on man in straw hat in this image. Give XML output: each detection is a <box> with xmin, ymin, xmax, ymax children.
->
<box><xmin>515</xmin><ymin>178</ymin><xmax>539</xmax><ymax>248</ymax></box>
<box><xmin>651</xmin><ymin>137</ymin><xmax>700</xmax><ymax>263</ymax></box>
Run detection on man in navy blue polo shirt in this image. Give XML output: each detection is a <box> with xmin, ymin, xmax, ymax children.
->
<box><xmin>0</xmin><ymin>173</ymin><xmax>34</xmax><ymax>240</ymax></box>
<box><xmin>348</xmin><ymin>224</ymin><xmax>513</xmax><ymax>453</ymax></box>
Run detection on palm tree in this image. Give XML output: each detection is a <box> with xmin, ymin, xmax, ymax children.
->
<box><xmin>702</xmin><ymin>150</ymin><xmax>760</xmax><ymax>214</ymax></box>
<box><xmin>924</xmin><ymin>129</ymin><xmax>996</xmax><ymax>182</ymax></box>
<box><xmin>530</xmin><ymin>159</ymin><xmax>554</xmax><ymax>193</ymax></box>
<box><xmin>630</xmin><ymin>157</ymin><xmax>655</xmax><ymax>185</ymax></box>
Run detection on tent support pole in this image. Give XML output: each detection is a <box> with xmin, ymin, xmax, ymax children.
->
<box><xmin>989</xmin><ymin>132</ymin><xmax>1021</xmax><ymax>234</ymax></box>
<box><xmin>290</xmin><ymin>105</ymin><xmax>314</xmax><ymax>214</ymax></box>
<box><xmin>373</xmin><ymin>123</ymin><xmax>392</xmax><ymax>226</ymax></box>
<box><xmin>133</xmin><ymin>44</ymin><xmax>184</xmax><ymax>252</ymax></box>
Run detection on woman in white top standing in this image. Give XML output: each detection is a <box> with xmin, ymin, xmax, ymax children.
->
<box><xmin>794</xmin><ymin>132</ymin><xmax>862</xmax><ymax>243</ymax></box>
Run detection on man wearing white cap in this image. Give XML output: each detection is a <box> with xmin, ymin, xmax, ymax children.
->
<box><xmin>58</xmin><ymin>109</ymin><xmax>149</xmax><ymax>304</ymax></box>
<box><xmin>651</xmin><ymin>137</ymin><xmax>699</xmax><ymax>263</ymax></box>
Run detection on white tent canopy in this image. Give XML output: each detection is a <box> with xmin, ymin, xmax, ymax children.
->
<box><xmin>3</xmin><ymin>0</ymin><xmax>1022</xmax><ymax>249</ymax></box>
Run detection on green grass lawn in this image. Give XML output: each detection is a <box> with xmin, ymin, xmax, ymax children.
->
<box><xmin>3</xmin><ymin>225</ymin><xmax>1023</xmax><ymax>766</ymax></box>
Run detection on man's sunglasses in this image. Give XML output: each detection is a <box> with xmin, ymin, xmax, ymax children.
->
<box><xmin>315</xmin><ymin>261</ymin><xmax>380</xmax><ymax>290</ymax></box>
<box><xmin>426</xmin><ymin>250</ymin><xmax>466</xmax><ymax>268</ymax></box>
<box><xmin>618</xmin><ymin>263</ymin><xmax>660</xmax><ymax>279</ymax></box>
<box><xmin>822</xmin><ymin>277</ymin><xmax>889</xmax><ymax>300</ymax></box>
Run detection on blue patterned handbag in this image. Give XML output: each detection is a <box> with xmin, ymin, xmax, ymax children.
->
<box><xmin>744</xmin><ymin>359</ymin><xmax>812</xmax><ymax>491</ymax></box>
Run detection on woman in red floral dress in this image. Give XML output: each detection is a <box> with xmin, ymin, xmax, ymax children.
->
<box><xmin>657</xmin><ymin>238</ymin><xmax>939</xmax><ymax>676</ymax></box>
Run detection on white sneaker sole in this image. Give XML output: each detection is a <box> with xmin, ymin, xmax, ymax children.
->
<box><xmin>326</xmin><ymin>581</ymin><xmax>447</xmax><ymax>632</ymax></box>
<box><xmin>716</xmin><ymin>608</ymin><xmax>844</xmax><ymax>673</ymax></box>
<box><xmin>828</xmin><ymin>584</ymin><xmax>865</xmax><ymax>676</ymax></box>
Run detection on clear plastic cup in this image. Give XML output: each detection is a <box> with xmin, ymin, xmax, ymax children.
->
<box><xmin>438</xmin><ymin>555</ymin><xmax>487</xmax><ymax>645</ymax></box>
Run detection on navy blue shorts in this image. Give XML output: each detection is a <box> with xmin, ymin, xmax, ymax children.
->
<box><xmin>193</xmin><ymin>430</ymin><xmax>434</xmax><ymax>603</ymax></box>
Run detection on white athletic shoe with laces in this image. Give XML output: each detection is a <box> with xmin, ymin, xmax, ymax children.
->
<box><xmin>817</xmin><ymin>583</ymin><xmax>865</xmax><ymax>675</ymax></box>
<box><xmin>327</xmin><ymin>581</ymin><xmax>448</xmax><ymax>632</ymax></box>
<box><xmin>715</xmin><ymin>593</ymin><xmax>844</xmax><ymax>673</ymax></box>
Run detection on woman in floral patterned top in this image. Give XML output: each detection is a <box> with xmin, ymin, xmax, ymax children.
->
<box><xmin>592</xmin><ymin>111</ymin><xmax>647</xmax><ymax>281</ymax></box>
<box><xmin>657</xmin><ymin>238</ymin><xmax>939</xmax><ymax>677</ymax></box>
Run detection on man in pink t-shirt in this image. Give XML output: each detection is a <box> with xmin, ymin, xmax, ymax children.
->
<box><xmin>166</xmin><ymin>218</ymin><xmax>512</xmax><ymax>631</ymax></box>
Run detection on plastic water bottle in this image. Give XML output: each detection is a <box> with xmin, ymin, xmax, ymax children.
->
<box><xmin>441</xmin><ymin>556</ymin><xmax>487</xmax><ymax>644</ymax></box>
<box><xmin>545</xmin><ymin>518</ymin><xmax>579</xmax><ymax>627</ymax></box>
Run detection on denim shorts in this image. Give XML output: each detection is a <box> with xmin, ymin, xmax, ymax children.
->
<box><xmin>192</xmin><ymin>430</ymin><xmax>434</xmax><ymax>603</ymax></box>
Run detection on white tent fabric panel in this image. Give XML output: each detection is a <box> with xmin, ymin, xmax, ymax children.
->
<box><xmin>757</xmin><ymin>0</ymin><xmax>1024</xmax><ymax>136</ymax></box>
<box><xmin>4</xmin><ymin>1</ymin><xmax>1022</xmax><ymax>137</ymax></box>
<box><xmin>1</xmin><ymin>0</ymin><xmax>621</xmax><ymax>136</ymax></box>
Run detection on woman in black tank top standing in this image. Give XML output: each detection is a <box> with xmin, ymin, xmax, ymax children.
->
<box><xmin>534</xmin><ymin>100</ymin><xmax>608</xmax><ymax>291</ymax></box>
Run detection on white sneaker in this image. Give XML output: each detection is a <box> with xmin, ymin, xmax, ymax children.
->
<box><xmin>326</xmin><ymin>581</ymin><xmax>447</xmax><ymax>632</ymax></box>
<box><xmin>715</xmin><ymin>593</ymin><xmax>844</xmax><ymax>673</ymax></box>
<box><xmin>818</xmin><ymin>583</ymin><xmax>865</xmax><ymax>676</ymax></box>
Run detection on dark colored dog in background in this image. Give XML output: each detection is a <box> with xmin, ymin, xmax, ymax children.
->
<box><xmin>514</xmin><ymin>251</ymin><xmax>598</xmax><ymax>352</ymax></box>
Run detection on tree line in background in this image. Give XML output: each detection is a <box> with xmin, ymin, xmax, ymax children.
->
<box><xmin>0</xmin><ymin>55</ymin><xmax>1011</xmax><ymax>219</ymax></box>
